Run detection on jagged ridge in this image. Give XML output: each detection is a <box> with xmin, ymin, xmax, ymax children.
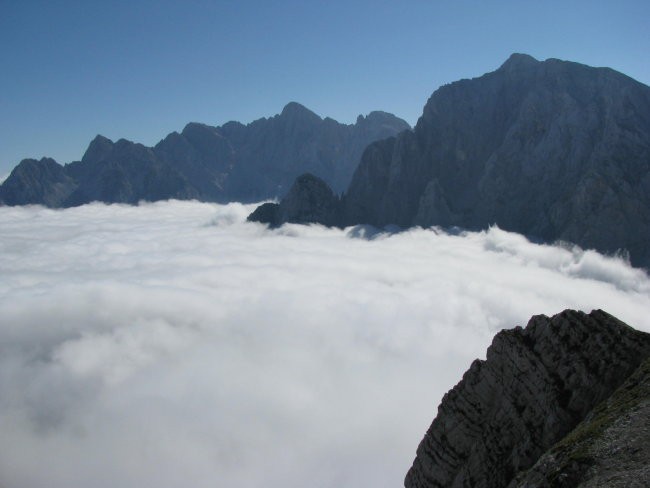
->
<box><xmin>0</xmin><ymin>103</ymin><xmax>409</xmax><ymax>207</ymax></box>
<box><xmin>508</xmin><ymin>356</ymin><xmax>650</xmax><ymax>487</ymax></box>
<box><xmin>404</xmin><ymin>309</ymin><xmax>650</xmax><ymax>488</ymax></box>
<box><xmin>250</xmin><ymin>54</ymin><xmax>650</xmax><ymax>267</ymax></box>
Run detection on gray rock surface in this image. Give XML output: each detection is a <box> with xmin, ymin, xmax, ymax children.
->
<box><xmin>0</xmin><ymin>103</ymin><xmax>409</xmax><ymax>207</ymax></box>
<box><xmin>155</xmin><ymin>103</ymin><xmax>409</xmax><ymax>201</ymax></box>
<box><xmin>247</xmin><ymin>202</ymin><xmax>281</xmax><ymax>226</ymax></box>
<box><xmin>255</xmin><ymin>54</ymin><xmax>650</xmax><ymax>267</ymax></box>
<box><xmin>508</xmin><ymin>357</ymin><xmax>650</xmax><ymax>488</ymax></box>
<box><xmin>0</xmin><ymin>157</ymin><xmax>77</xmax><ymax>207</ymax></box>
<box><xmin>277</xmin><ymin>173</ymin><xmax>341</xmax><ymax>226</ymax></box>
<box><xmin>247</xmin><ymin>173</ymin><xmax>341</xmax><ymax>227</ymax></box>
<box><xmin>404</xmin><ymin>309</ymin><xmax>650</xmax><ymax>488</ymax></box>
<box><xmin>63</xmin><ymin>136</ymin><xmax>198</xmax><ymax>206</ymax></box>
<box><xmin>350</xmin><ymin>54</ymin><xmax>650</xmax><ymax>266</ymax></box>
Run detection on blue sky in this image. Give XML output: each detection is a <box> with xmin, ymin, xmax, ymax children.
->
<box><xmin>1</xmin><ymin>0</ymin><xmax>649</xmax><ymax>176</ymax></box>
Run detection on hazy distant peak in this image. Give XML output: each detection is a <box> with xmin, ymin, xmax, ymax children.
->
<box><xmin>182</xmin><ymin>121</ymin><xmax>217</xmax><ymax>135</ymax></box>
<box><xmin>115</xmin><ymin>137</ymin><xmax>137</xmax><ymax>146</ymax></box>
<box><xmin>88</xmin><ymin>134</ymin><xmax>113</xmax><ymax>147</ymax></box>
<box><xmin>82</xmin><ymin>134</ymin><xmax>114</xmax><ymax>163</ymax></box>
<box><xmin>280</xmin><ymin>102</ymin><xmax>321</xmax><ymax>122</ymax></box>
<box><xmin>357</xmin><ymin>111</ymin><xmax>411</xmax><ymax>130</ymax></box>
<box><xmin>499</xmin><ymin>52</ymin><xmax>539</xmax><ymax>71</ymax></box>
<box><xmin>16</xmin><ymin>156</ymin><xmax>60</xmax><ymax>168</ymax></box>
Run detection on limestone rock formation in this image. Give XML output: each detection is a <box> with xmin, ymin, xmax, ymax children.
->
<box><xmin>155</xmin><ymin>103</ymin><xmax>409</xmax><ymax>201</ymax></box>
<box><xmin>351</xmin><ymin>54</ymin><xmax>650</xmax><ymax>266</ymax></box>
<box><xmin>247</xmin><ymin>173</ymin><xmax>341</xmax><ymax>227</ymax></box>
<box><xmin>508</xmin><ymin>357</ymin><xmax>650</xmax><ymax>488</ymax></box>
<box><xmin>404</xmin><ymin>309</ymin><xmax>650</xmax><ymax>488</ymax></box>
<box><xmin>253</xmin><ymin>55</ymin><xmax>650</xmax><ymax>267</ymax></box>
<box><xmin>0</xmin><ymin>157</ymin><xmax>76</xmax><ymax>207</ymax></box>
<box><xmin>63</xmin><ymin>136</ymin><xmax>198</xmax><ymax>206</ymax></box>
<box><xmin>0</xmin><ymin>103</ymin><xmax>409</xmax><ymax>207</ymax></box>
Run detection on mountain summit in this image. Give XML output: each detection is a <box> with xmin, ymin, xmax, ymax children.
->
<box><xmin>252</xmin><ymin>54</ymin><xmax>650</xmax><ymax>267</ymax></box>
<box><xmin>405</xmin><ymin>309</ymin><xmax>650</xmax><ymax>488</ymax></box>
<box><xmin>0</xmin><ymin>104</ymin><xmax>409</xmax><ymax>207</ymax></box>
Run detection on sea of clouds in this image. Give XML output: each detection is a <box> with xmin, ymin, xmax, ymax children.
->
<box><xmin>1</xmin><ymin>200</ymin><xmax>649</xmax><ymax>488</ymax></box>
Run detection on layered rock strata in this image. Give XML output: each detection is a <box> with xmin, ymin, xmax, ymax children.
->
<box><xmin>404</xmin><ymin>309</ymin><xmax>650</xmax><ymax>488</ymax></box>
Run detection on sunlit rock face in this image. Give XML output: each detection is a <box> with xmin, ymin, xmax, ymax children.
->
<box><xmin>404</xmin><ymin>309</ymin><xmax>650</xmax><ymax>488</ymax></box>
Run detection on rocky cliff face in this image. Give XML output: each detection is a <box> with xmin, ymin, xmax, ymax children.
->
<box><xmin>247</xmin><ymin>173</ymin><xmax>341</xmax><ymax>226</ymax></box>
<box><xmin>404</xmin><ymin>309</ymin><xmax>650</xmax><ymax>488</ymax></box>
<box><xmin>508</xmin><ymin>357</ymin><xmax>650</xmax><ymax>488</ymax></box>
<box><xmin>0</xmin><ymin>103</ymin><xmax>409</xmax><ymax>207</ymax></box>
<box><xmin>0</xmin><ymin>157</ymin><xmax>77</xmax><ymax>207</ymax></box>
<box><xmin>155</xmin><ymin>103</ymin><xmax>409</xmax><ymax>201</ymax></box>
<box><xmin>252</xmin><ymin>55</ymin><xmax>650</xmax><ymax>267</ymax></box>
<box><xmin>351</xmin><ymin>54</ymin><xmax>650</xmax><ymax>266</ymax></box>
<box><xmin>63</xmin><ymin>136</ymin><xmax>198</xmax><ymax>206</ymax></box>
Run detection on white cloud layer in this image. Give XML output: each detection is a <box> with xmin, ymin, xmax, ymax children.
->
<box><xmin>0</xmin><ymin>200</ymin><xmax>649</xmax><ymax>488</ymax></box>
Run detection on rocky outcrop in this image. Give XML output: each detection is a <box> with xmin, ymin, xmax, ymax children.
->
<box><xmin>253</xmin><ymin>55</ymin><xmax>650</xmax><ymax>267</ymax></box>
<box><xmin>155</xmin><ymin>103</ymin><xmax>409</xmax><ymax>201</ymax></box>
<box><xmin>354</xmin><ymin>54</ymin><xmax>650</xmax><ymax>267</ymax></box>
<box><xmin>0</xmin><ymin>103</ymin><xmax>409</xmax><ymax>207</ymax></box>
<box><xmin>508</xmin><ymin>357</ymin><xmax>650</xmax><ymax>488</ymax></box>
<box><xmin>63</xmin><ymin>136</ymin><xmax>198</xmax><ymax>206</ymax></box>
<box><xmin>0</xmin><ymin>157</ymin><xmax>77</xmax><ymax>207</ymax></box>
<box><xmin>247</xmin><ymin>173</ymin><xmax>341</xmax><ymax>226</ymax></box>
<box><xmin>404</xmin><ymin>309</ymin><xmax>650</xmax><ymax>488</ymax></box>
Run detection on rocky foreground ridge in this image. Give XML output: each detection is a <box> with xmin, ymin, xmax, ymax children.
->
<box><xmin>0</xmin><ymin>103</ymin><xmax>409</xmax><ymax>206</ymax></box>
<box><xmin>250</xmin><ymin>54</ymin><xmax>650</xmax><ymax>267</ymax></box>
<box><xmin>404</xmin><ymin>309</ymin><xmax>650</xmax><ymax>488</ymax></box>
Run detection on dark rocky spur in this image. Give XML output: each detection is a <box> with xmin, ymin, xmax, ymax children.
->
<box><xmin>404</xmin><ymin>309</ymin><xmax>650</xmax><ymax>488</ymax></box>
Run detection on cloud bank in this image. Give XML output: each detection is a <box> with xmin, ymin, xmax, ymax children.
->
<box><xmin>0</xmin><ymin>201</ymin><xmax>649</xmax><ymax>488</ymax></box>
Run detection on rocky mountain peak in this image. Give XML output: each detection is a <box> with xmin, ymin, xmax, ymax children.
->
<box><xmin>357</xmin><ymin>111</ymin><xmax>411</xmax><ymax>131</ymax></box>
<box><xmin>82</xmin><ymin>134</ymin><xmax>114</xmax><ymax>164</ymax></box>
<box><xmin>280</xmin><ymin>101</ymin><xmax>322</xmax><ymax>124</ymax></box>
<box><xmin>248</xmin><ymin>173</ymin><xmax>342</xmax><ymax>227</ymax></box>
<box><xmin>182</xmin><ymin>121</ymin><xmax>209</xmax><ymax>132</ymax></box>
<box><xmin>404</xmin><ymin>309</ymin><xmax>650</xmax><ymax>488</ymax></box>
<box><xmin>1</xmin><ymin>102</ymin><xmax>408</xmax><ymax>207</ymax></box>
<box><xmin>498</xmin><ymin>52</ymin><xmax>539</xmax><ymax>71</ymax></box>
<box><xmin>334</xmin><ymin>54</ymin><xmax>650</xmax><ymax>266</ymax></box>
<box><xmin>0</xmin><ymin>156</ymin><xmax>75</xmax><ymax>207</ymax></box>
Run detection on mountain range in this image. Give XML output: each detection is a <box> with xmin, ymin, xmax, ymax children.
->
<box><xmin>405</xmin><ymin>309</ymin><xmax>650</xmax><ymax>488</ymax></box>
<box><xmin>0</xmin><ymin>104</ymin><xmax>409</xmax><ymax>207</ymax></box>
<box><xmin>250</xmin><ymin>54</ymin><xmax>650</xmax><ymax>268</ymax></box>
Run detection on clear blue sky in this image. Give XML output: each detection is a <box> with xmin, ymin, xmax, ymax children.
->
<box><xmin>1</xmin><ymin>0</ymin><xmax>649</xmax><ymax>176</ymax></box>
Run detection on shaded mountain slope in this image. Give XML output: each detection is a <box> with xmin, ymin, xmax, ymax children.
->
<box><xmin>404</xmin><ymin>309</ymin><xmax>650</xmax><ymax>488</ymax></box>
<box><xmin>252</xmin><ymin>55</ymin><xmax>650</xmax><ymax>267</ymax></box>
<box><xmin>0</xmin><ymin>157</ymin><xmax>76</xmax><ymax>207</ymax></box>
<box><xmin>508</xmin><ymin>357</ymin><xmax>650</xmax><ymax>488</ymax></box>
<box><xmin>0</xmin><ymin>103</ymin><xmax>409</xmax><ymax>207</ymax></box>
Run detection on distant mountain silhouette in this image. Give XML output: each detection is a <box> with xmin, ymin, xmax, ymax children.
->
<box><xmin>0</xmin><ymin>103</ymin><xmax>409</xmax><ymax>207</ymax></box>
<box><xmin>251</xmin><ymin>55</ymin><xmax>650</xmax><ymax>267</ymax></box>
